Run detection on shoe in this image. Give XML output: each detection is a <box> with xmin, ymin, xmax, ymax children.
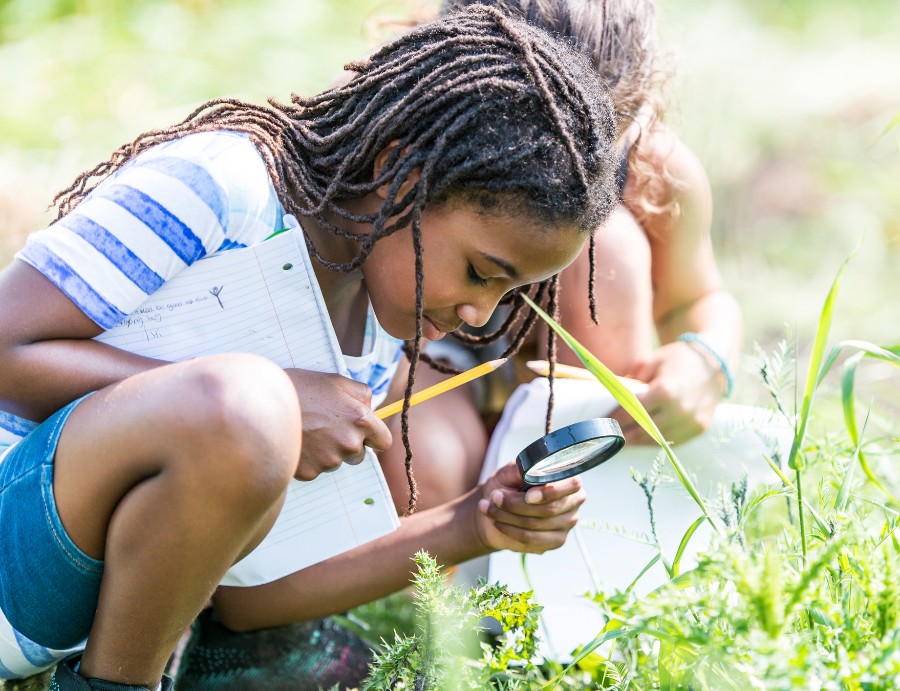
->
<box><xmin>50</xmin><ymin>655</ymin><xmax>174</xmax><ymax>691</ymax></box>
<box><xmin>173</xmin><ymin>609</ymin><xmax>373</xmax><ymax>691</ymax></box>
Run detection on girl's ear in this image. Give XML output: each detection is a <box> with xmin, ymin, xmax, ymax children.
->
<box><xmin>373</xmin><ymin>142</ymin><xmax>421</xmax><ymax>201</ymax></box>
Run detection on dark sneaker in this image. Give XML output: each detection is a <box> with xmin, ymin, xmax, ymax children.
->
<box><xmin>173</xmin><ymin>610</ymin><xmax>373</xmax><ymax>691</ymax></box>
<box><xmin>50</xmin><ymin>655</ymin><xmax>173</xmax><ymax>691</ymax></box>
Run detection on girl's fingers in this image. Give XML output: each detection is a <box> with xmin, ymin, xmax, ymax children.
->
<box><xmin>479</xmin><ymin>486</ymin><xmax>584</xmax><ymax>526</ymax></box>
<box><xmin>489</xmin><ymin>519</ymin><xmax>575</xmax><ymax>553</ymax></box>
<box><xmin>520</xmin><ymin>476</ymin><xmax>583</xmax><ymax>505</ymax></box>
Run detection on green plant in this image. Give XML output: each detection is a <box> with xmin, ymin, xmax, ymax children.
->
<box><xmin>521</xmin><ymin>250</ymin><xmax>900</xmax><ymax>690</ymax></box>
<box><xmin>362</xmin><ymin>551</ymin><xmax>565</xmax><ymax>690</ymax></box>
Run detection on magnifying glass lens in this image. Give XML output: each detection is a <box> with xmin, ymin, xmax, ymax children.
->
<box><xmin>517</xmin><ymin>418</ymin><xmax>625</xmax><ymax>485</ymax></box>
<box><xmin>527</xmin><ymin>437</ymin><xmax>620</xmax><ymax>479</ymax></box>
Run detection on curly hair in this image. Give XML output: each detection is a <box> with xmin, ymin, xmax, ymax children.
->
<box><xmin>442</xmin><ymin>0</ymin><xmax>662</xmax><ymax>138</ymax></box>
<box><xmin>52</xmin><ymin>4</ymin><xmax>618</xmax><ymax>512</ymax></box>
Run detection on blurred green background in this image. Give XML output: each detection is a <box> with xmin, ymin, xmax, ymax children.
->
<box><xmin>1</xmin><ymin>0</ymin><xmax>898</xmax><ymax>409</ymax></box>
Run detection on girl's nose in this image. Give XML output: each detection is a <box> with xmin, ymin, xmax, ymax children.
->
<box><xmin>456</xmin><ymin>295</ymin><xmax>501</xmax><ymax>328</ymax></box>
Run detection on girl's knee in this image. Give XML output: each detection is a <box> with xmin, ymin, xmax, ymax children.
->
<box><xmin>165</xmin><ymin>354</ymin><xmax>300</xmax><ymax>496</ymax></box>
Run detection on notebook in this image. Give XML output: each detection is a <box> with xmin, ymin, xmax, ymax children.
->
<box><xmin>95</xmin><ymin>224</ymin><xmax>400</xmax><ymax>587</ymax></box>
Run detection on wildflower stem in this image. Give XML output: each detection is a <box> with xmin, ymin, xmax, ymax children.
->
<box><xmin>796</xmin><ymin>468</ymin><xmax>807</xmax><ymax>562</ymax></box>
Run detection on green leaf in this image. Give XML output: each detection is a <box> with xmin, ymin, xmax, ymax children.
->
<box><xmin>542</xmin><ymin>627</ymin><xmax>634</xmax><ymax>689</ymax></box>
<box><xmin>672</xmin><ymin>516</ymin><xmax>706</xmax><ymax>577</ymax></box>
<box><xmin>521</xmin><ymin>294</ymin><xmax>719</xmax><ymax>534</ymax></box>
<box><xmin>839</xmin><ymin>346</ymin><xmax>900</xmax><ymax>506</ymax></box>
<box><xmin>787</xmin><ymin>244</ymin><xmax>860</xmax><ymax>472</ymax></box>
<box><xmin>624</xmin><ymin>553</ymin><xmax>662</xmax><ymax>596</ymax></box>
<box><xmin>816</xmin><ymin>339</ymin><xmax>899</xmax><ymax>387</ymax></box>
<box><xmin>875</xmin><ymin>111</ymin><xmax>900</xmax><ymax>143</ymax></box>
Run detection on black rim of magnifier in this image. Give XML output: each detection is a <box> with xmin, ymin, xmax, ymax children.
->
<box><xmin>516</xmin><ymin>418</ymin><xmax>625</xmax><ymax>485</ymax></box>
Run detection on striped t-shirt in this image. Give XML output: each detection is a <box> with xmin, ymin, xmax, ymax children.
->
<box><xmin>0</xmin><ymin>130</ymin><xmax>402</xmax><ymax>678</ymax></box>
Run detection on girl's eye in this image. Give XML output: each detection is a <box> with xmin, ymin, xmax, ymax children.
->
<box><xmin>467</xmin><ymin>264</ymin><xmax>488</xmax><ymax>287</ymax></box>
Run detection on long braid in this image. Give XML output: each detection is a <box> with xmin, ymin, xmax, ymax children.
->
<box><xmin>544</xmin><ymin>274</ymin><xmax>560</xmax><ymax>434</ymax></box>
<box><xmin>588</xmin><ymin>232</ymin><xmax>600</xmax><ymax>324</ymax></box>
<box><xmin>50</xmin><ymin>5</ymin><xmax>617</xmax><ymax>512</ymax></box>
<box><xmin>400</xmin><ymin>213</ymin><xmax>426</xmax><ymax>514</ymax></box>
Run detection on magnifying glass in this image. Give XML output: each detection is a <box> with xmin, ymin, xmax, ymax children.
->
<box><xmin>516</xmin><ymin>418</ymin><xmax>625</xmax><ymax>486</ymax></box>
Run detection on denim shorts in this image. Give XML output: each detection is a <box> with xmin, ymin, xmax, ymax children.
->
<box><xmin>0</xmin><ymin>394</ymin><xmax>103</xmax><ymax>661</ymax></box>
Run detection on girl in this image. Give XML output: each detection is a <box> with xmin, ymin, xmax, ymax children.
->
<box><xmin>0</xmin><ymin>6</ymin><xmax>617</xmax><ymax>690</ymax></box>
<box><xmin>380</xmin><ymin>0</ymin><xmax>744</xmax><ymax>511</ymax></box>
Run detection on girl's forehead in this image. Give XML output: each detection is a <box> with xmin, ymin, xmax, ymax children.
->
<box><xmin>430</xmin><ymin>203</ymin><xmax>585</xmax><ymax>278</ymax></box>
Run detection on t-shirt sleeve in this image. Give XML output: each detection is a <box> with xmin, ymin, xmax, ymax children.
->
<box><xmin>15</xmin><ymin>131</ymin><xmax>281</xmax><ymax>329</ymax></box>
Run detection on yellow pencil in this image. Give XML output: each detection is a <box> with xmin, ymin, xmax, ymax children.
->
<box><xmin>374</xmin><ymin>358</ymin><xmax>507</xmax><ymax>419</ymax></box>
<box><xmin>526</xmin><ymin>360</ymin><xmax>644</xmax><ymax>388</ymax></box>
<box><xmin>526</xmin><ymin>359</ymin><xmax>596</xmax><ymax>380</ymax></box>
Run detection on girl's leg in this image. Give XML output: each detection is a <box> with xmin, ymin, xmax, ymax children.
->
<box><xmin>52</xmin><ymin>353</ymin><xmax>301</xmax><ymax>687</ymax></box>
<box><xmin>552</xmin><ymin>204</ymin><xmax>654</xmax><ymax>375</ymax></box>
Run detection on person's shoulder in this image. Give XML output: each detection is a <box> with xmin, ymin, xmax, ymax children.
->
<box><xmin>134</xmin><ymin>130</ymin><xmax>281</xmax><ymax>245</ymax></box>
<box><xmin>637</xmin><ymin>126</ymin><xmax>708</xmax><ymax>189</ymax></box>
<box><xmin>143</xmin><ymin>130</ymin><xmax>255</xmax><ymax>160</ymax></box>
<box><xmin>108</xmin><ymin>131</ymin><xmax>262</xmax><ymax>200</ymax></box>
<box><xmin>133</xmin><ymin>131</ymin><xmax>266</xmax><ymax>183</ymax></box>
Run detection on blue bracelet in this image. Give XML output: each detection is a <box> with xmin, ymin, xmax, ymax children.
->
<box><xmin>676</xmin><ymin>332</ymin><xmax>734</xmax><ymax>397</ymax></box>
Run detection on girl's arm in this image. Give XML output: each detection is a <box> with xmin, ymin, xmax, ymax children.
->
<box><xmin>637</xmin><ymin>126</ymin><xmax>742</xmax><ymax>369</ymax></box>
<box><xmin>620</xmin><ymin>126</ymin><xmax>743</xmax><ymax>442</ymax></box>
<box><xmin>0</xmin><ymin>261</ymin><xmax>162</xmax><ymax>421</ymax></box>
<box><xmin>552</xmin><ymin>125</ymin><xmax>742</xmax><ymax>443</ymax></box>
<box><xmin>212</xmin><ymin>461</ymin><xmax>585</xmax><ymax>630</ymax></box>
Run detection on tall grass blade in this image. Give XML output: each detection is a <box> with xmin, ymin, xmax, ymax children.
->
<box><xmin>625</xmin><ymin>553</ymin><xmax>662</xmax><ymax>596</ymax></box>
<box><xmin>762</xmin><ymin>453</ymin><xmax>831</xmax><ymax>534</ymax></box>
<box><xmin>521</xmin><ymin>294</ymin><xmax>719</xmax><ymax>533</ymax></box>
<box><xmin>817</xmin><ymin>340</ymin><xmax>900</xmax><ymax>387</ymax></box>
<box><xmin>788</xmin><ymin>246</ymin><xmax>859</xmax><ymax>472</ymax></box>
<box><xmin>672</xmin><ymin>516</ymin><xmax>706</xmax><ymax>577</ymax></box>
<box><xmin>544</xmin><ymin>627</ymin><xmax>634</xmax><ymax>689</ymax></box>
<box><xmin>841</xmin><ymin>352</ymin><xmax>899</xmax><ymax>506</ymax></box>
<box><xmin>787</xmin><ymin>245</ymin><xmax>860</xmax><ymax>560</ymax></box>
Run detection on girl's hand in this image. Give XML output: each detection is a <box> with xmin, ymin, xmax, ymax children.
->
<box><xmin>473</xmin><ymin>462</ymin><xmax>585</xmax><ymax>554</ymax></box>
<box><xmin>284</xmin><ymin>369</ymin><xmax>393</xmax><ymax>481</ymax></box>
<box><xmin>612</xmin><ymin>340</ymin><xmax>724</xmax><ymax>445</ymax></box>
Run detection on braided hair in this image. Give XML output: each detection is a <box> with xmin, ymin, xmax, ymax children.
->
<box><xmin>53</xmin><ymin>5</ymin><xmax>618</xmax><ymax>512</ymax></box>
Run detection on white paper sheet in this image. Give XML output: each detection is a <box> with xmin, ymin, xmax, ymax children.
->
<box><xmin>96</xmin><ymin>228</ymin><xmax>400</xmax><ymax>586</ymax></box>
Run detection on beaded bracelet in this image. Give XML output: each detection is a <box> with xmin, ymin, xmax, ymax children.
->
<box><xmin>676</xmin><ymin>332</ymin><xmax>734</xmax><ymax>398</ymax></box>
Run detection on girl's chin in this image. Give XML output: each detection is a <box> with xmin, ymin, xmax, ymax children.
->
<box><xmin>378</xmin><ymin>316</ymin><xmax>447</xmax><ymax>342</ymax></box>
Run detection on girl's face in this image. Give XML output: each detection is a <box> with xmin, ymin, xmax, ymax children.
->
<box><xmin>361</xmin><ymin>201</ymin><xmax>585</xmax><ymax>341</ymax></box>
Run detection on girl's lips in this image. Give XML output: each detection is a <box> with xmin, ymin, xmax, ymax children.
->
<box><xmin>423</xmin><ymin>317</ymin><xmax>446</xmax><ymax>341</ymax></box>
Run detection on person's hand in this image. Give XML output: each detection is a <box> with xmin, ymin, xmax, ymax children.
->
<box><xmin>283</xmin><ymin>368</ymin><xmax>392</xmax><ymax>481</ymax></box>
<box><xmin>472</xmin><ymin>461</ymin><xmax>585</xmax><ymax>554</ymax></box>
<box><xmin>611</xmin><ymin>341</ymin><xmax>725</xmax><ymax>445</ymax></box>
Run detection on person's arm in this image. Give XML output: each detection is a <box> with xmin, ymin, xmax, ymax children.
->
<box><xmin>0</xmin><ymin>260</ymin><xmax>161</xmax><ymax>421</ymax></box>
<box><xmin>0</xmin><ymin>138</ymin><xmax>242</xmax><ymax>420</ymax></box>
<box><xmin>212</xmin><ymin>461</ymin><xmax>585</xmax><ymax>630</ymax></box>
<box><xmin>619</xmin><ymin>126</ymin><xmax>743</xmax><ymax>442</ymax></box>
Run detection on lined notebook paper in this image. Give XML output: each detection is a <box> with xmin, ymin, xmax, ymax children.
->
<box><xmin>96</xmin><ymin>227</ymin><xmax>400</xmax><ymax>586</ymax></box>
